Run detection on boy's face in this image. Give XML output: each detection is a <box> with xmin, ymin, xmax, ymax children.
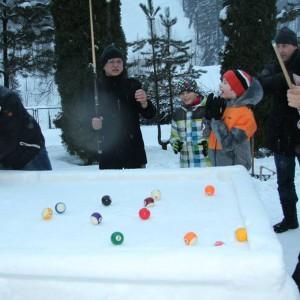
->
<box><xmin>179</xmin><ymin>91</ymin><xmax>198</xmax><ymax>106</ymax></box>
<box><xmin>220</xmin><ymin>79</ymin><xmax>237</xmax><ymax>99</ymax></box>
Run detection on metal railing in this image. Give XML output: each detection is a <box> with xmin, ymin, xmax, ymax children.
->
<box><xmin>25</xmin><ymin>106</ymin><xmax>62</xmax><ymax>129</ymax></box>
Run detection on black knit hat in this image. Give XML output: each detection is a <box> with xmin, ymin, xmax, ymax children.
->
<box><xmin>100</xmin><ymin>45</ymin><xmax>124</xmax><ymax>67</ymax></box>
<box><xmin>275</xmin><ymin>27</ymin><xmax>298</xmax><ymax>46</ymax></box>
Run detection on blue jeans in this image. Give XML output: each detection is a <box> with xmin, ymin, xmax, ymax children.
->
<box><xmin>274</xmin><ymin>153</ymin><xmax>300</xmax><ymax>219</ymax></box>
<box><xmin>22</xmin><ymin>147</ymin><xmax>52</xmax><ymax>171</ymax></box>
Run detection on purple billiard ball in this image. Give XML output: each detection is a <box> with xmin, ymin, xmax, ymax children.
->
<box><xmin>90</xmin><ymin>212</ymin><xmax>102</xmax><ymax>224</ymax></box>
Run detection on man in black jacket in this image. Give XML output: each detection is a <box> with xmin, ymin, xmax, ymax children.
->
<box><xmin>0</xmin><ymin>86</ymin><xmax>52</xmax><ymax>170</ymax></box>
<box><xmin>91</xmin><ymin>45</ymin><xmax>156</xmax><ymax>169</ymax></box>
<box><xmin>287</xmin><ymin>85</ymin><xmax>300</xmax><ymax>293</ymax></box>
<box><xmin>258</xmin><ymin>27</ymin><xmax>300</xmax><ymax>233</ymax></box>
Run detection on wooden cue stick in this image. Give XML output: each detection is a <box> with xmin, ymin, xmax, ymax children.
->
<box><xmin>272</xmin><ymin>42</ymin><xmax>293</xmax><ymax>88</ymax></box>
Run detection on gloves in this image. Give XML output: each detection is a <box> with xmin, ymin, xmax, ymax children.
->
<box><xmin>199</xmin><ymin>140</ymin><xmax>208</xmax><ymax>157</ymax></box>
<box><xmin>205</xmin><ymin>93</ymin><xmax>226</xmax><ymax>120</ymax></box>
<box><xmin>172</xmin><ymin>140</ymin><xmax>183</xmax><ymax>154</ymax></box>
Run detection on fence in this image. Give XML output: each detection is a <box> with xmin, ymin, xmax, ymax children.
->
<box><xmin>25</xmin><ymin>106</ymin><xmax>62</xmax><ymax>129</ymax></box>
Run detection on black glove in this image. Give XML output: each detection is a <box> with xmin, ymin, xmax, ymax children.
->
<box><xmin>172</xmin><ymin>140</ymin><xmax>183</xmax><ymax>154</ymax></box>
<box><xmin>198</xmin><ymin>140</ymin><xmax>208</xmax><ymax>157</ymax></box>
<box><xmin>205</xmin><ymin>94</ymin><xmax>226</xmax><ymax>120</ymax></box>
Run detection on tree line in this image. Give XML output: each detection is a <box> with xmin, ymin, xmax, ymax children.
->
<box><xmin>0</xmin><ymin>0</ymin><xmax>298</xmax><ymax>162</ymax></box>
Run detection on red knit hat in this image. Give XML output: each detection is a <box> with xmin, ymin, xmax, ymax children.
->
<box><xmin>223</xmin><ymin>69</ymin><xmax>252</xmax><ymax>97</ymax></box>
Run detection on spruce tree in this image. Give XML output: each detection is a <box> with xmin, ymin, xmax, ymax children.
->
<box><xmin>183</xmin><ymin>0</ymin><xmax>223</xmax><ymax>65</ymax></box>
<box><xmin>220</xmin><ymin>0</ymin><xmax>277</xmax><ymax>151</ymax></box>
<box><xmin>51</xmin><ymin>0</ymin><xmax>126</xmax><ymax>163</ymax></box>
<box><xmin>0</xmin><ymin>0</ymin><xmax>53</xmax><ymax>88</ymax></box>
<box><xmin>129</xmin><ymin>3</ymin><xmax>202</xmax><ymax>126</ymax></box>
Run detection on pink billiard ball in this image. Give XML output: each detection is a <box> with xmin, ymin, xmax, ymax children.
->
<box><xmin>139</xmin><ymin>208</ymin><xmax>151</xmax><ymax>220</ymax></box>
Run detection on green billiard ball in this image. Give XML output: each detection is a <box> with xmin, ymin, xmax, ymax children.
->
<box><xmin>111</xmin><ymin>232</ymin><xmax>124</xmax><ymax>245</ymax></box>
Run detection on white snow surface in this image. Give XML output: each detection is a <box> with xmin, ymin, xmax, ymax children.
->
<box><xmin>0</xmin><ymin>126</ymin><xmax>299</xmax><ymax>300</ymax></box>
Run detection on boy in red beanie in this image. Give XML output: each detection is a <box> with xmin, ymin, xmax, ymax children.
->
<box><xmin>205</xmin><ymin>69</ymin><xmax>263</xmax><ymax>170</ymax></box>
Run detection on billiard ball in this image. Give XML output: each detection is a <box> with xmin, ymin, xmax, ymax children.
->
<box><xmin>111</xmin><ymin>231</ymin><xmax>124</xmax><ymax>245</ymax></box>
<box><xmin>55</xmin><ymin>202</ymin><xmax>66</xmax><ymax>214</ymax></box>
<box><xmin>214</xmin><ymin>241</ymin><xmax>224</xmax><ymax>247</ymax></box>
<box><xmin>151</xmin><ymin>189</ymin><xmax>161</xmax><ymax>201</ymax></box>
<box><xmin>235</xmin><ymin>227</ymin><xmax>248</xmax><ymax>242</ymax></box>
<box><xmin>204</xmin><ymin>185</ymin><xmax>215</xmax><ymax>196</ymax></box>
<box><xmin>184</xmin><ymin>231</ymin><xmax>197</xmax><ymax>245</ymax></box>
<box><xmin>42</xmin><ymin>208</ymin><xmax>53</xmax><ymax>220</ymax></box>
<box><xmin>101</xmin><ymin>195</ymin><xmax>112</xmax><ymax>206</ymax></box>
<box><xmin>90</xmin><ymin>212</ymin><xmax>102</xmax><ymax>224</ymax></box>
<box><xmin>144</xmin><ymin>197</ymin><xmax>155</xmax><ymax>208</ymax></box>
<box><xmin>139</xmin><ymin>208</ymin><xmax>151</xmax><ymax>220</ymax></box>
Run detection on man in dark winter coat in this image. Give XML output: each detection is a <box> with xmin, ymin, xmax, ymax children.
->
<box><xmin>0</xmin><ymin>86</ymin><xmax>52</xmax><ymax>170</ymax></box>
<box><xmin>91</xmin><ymin>45</ymin><xmax>156</xmax><ymax>169</ymax></box>
<box><xmin>258</xmin><ymin>27</ymin><xmax>300</xmax><ymax>233</ymax></box>
<box><xmin>287</xmin><ymin>85</ymin><xmax>300</xmax><ymax>293</ymax></box>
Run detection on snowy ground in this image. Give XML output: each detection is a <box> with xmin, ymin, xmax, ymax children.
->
<box><xmin>1</xmin><ymin>125</ymin><xmax>299</xmax><ymax>299</ymax></box>
<box><xmin>45</xmin><ymin>125</ymin><xmax>300</xmax><ymax>276</ymax></box>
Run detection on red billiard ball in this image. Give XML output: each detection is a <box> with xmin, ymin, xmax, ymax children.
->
<box><xmin>139</xmin><ymin>208</ymin><xmax>150</xmax><ymax>220</ymax></box>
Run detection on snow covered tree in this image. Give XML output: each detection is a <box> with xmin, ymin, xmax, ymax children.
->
<box><xmin>51</xmin><ymin>0</ymin><xmax>126</xmax><ymax>163</ymax></box>
<box><xmin>129</xmin><ymin>1</ymin><xmax>203</xmax><ymax>149</ymax></box>
<box><xmin>220</xmin><ymin>0</ymin><xmax>277</xmax><ymax>152</ymax></box>
<box><xmin>182</xmin><ymin>0</ymin><xmax>223</xmax><ymax>65</ymax></box>
<box><xmin>0</xmin><ymin>0</ymin><xmax>53</xmax><ymax>88</ymax></box>
<box><xmin>277</xmin><ymin>1</ymin><xmax>300</xmax><ymax>24</ymax></box>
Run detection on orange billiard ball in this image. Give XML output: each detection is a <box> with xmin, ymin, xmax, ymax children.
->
<box><xmin>235</xmin><ymin>227</ymin><xmax>248</xmax><ymax>242</ymax></box>
<box><xmin>184</xmin><ymin>231</ymin><xmax>198</xmax><ymax>245</ymax></box>
<box><xmin>204</xmin><ymin>185</ymin><xmax>215</xmax><ymax>196</ymax></box>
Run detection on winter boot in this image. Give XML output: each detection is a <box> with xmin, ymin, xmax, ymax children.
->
<box><xmin>273</xmin><ymin>218</ymin><xmax>299</xmax><ymax>233</ymax></box>
<box><xmin>273</xmin><ymin>202</ymin><xmax>299</xmax><ymax>233</ymax></box>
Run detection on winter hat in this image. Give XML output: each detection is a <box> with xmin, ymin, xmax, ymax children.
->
<box><xmin>275</xmin><ymin>27</ymin><xmax>298</xmax><ymax>46</ymax></box>
<box><xmin>176</xmin><ymin>78</ymin><xmax>199</xmax><ymax>95</ymax></box>
<box><xmin>100</xmin><ymin>45</ymin><xmax>124</xmax><ymax>67</ymax></box>
<box><xmin>223</xmin><ymin>69</ymin><xmax>252</xmax><ymax>97</ymax></box>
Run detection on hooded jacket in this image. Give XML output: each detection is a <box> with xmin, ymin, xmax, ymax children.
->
<box><xmin>208</xmin><ymin>78</ymin><xmax>263</xmax><ymax>170</ymax></box>
<box><xmin>0</xmin><ymin>86</ymin><xmax>45</xmax><ymax>169</ymax></box>
<box><xmin>96</xmin><ymin>71</ymin><xmax>156</xmax><ymax>169</ymax></box>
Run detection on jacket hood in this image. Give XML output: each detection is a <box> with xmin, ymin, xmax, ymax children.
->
<box><xmin>227</xmin><ymin>78</ymin><xmax>263</xmax><ymax>107</ymax></box>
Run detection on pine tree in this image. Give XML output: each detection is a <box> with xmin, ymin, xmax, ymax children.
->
<box><xmin>129</xmin><ymin>3</ymin><xmax>202</xmax><ymax>127</ymax></box>
<box><xmin>0</xmin><ymin>0</ymin><xmax>53</xmax><ymax>88</ymax></box>
<box><xmin>220</xmin><ymin>0</ymin><xmax>277</xmax><ymax>152</ymax></box>
<box><xmin>51</xmin><ymin>0</ymin><xmax>126</xmax><ymax>163</ymax></box>
<box><xmin>220</xmin><ymin>1</ymin><xmax>276</xmax><ymax>74</ymax></box>
<box><xmin>182</xmin><ymin>0</ymin><xmax>223</xmax><ymax>65</ymax></box>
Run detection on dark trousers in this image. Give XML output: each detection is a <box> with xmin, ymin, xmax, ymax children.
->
<box><xmin>274</xmin><ymin>153</ymin><xmax>300</xmax><ymax>222</ymax></box>
<box><xmin>293</xmin><ymin>252</ymin><xmax>300</xmax><ymax>293</ymax></box>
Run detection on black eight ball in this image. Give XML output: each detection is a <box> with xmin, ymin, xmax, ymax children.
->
<box><xmin>102</xmin><ymin>195</ymin><xmax>112</xmax><ymax>206</ymax></box>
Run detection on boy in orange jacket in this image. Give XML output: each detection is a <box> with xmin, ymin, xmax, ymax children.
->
<box><xmin>205</xmin><ymin>69</ymin><xmax>263</xmax><ymax>170</ymax></box>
